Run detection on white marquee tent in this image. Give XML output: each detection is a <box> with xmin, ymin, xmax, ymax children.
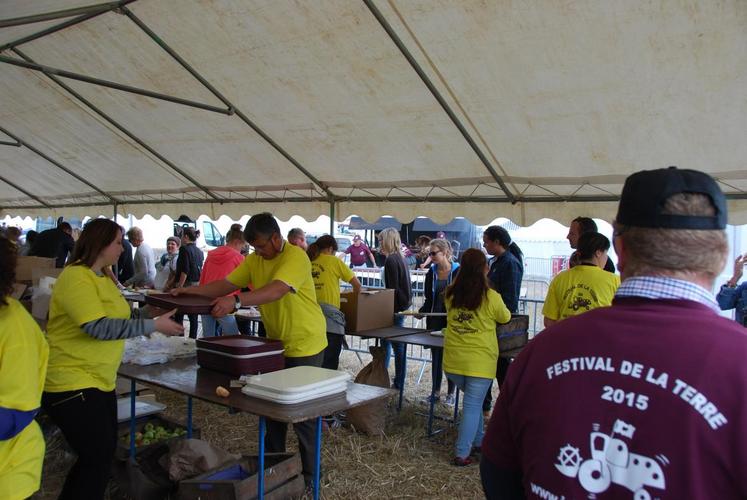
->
<box><xmin>1</xmin><ymin>0</ymin><xmax>746</xmax><ymax>225</ymax></box>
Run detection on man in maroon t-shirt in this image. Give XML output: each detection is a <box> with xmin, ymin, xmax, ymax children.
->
<box><xmin>481</xmin><ymin>167</ymin><xmax>747</xmax><ymax>499</ymax></box>
<box><xmin>344</xmin><ymin>234</ymin><xmax>376</xmax><ymax>268</ymax></box>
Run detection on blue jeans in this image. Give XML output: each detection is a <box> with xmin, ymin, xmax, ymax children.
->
<box><xmin>446</xmin><ymin>373</ymin><xmax>492</xmax><ymax>458</ymax></box>
<box><xmin>200</xmin><ymin>314</ymin><xmax>239</xmax><ymax>337</ymax></box>
<box><xmin>383</xmin><ymin>315</ymin><xmax>407</xmax><ymax>389</ymax></box>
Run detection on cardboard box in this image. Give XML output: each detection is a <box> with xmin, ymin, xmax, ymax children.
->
<box><xmin>178</xmin><ymin>453</ymin><xmax>304</xmax><ymax>500</ymax></box>
<box><xmin>14</xmin><ymin>256</ymin><xmax>56</xmax><ymax>283</ymax></box>
<box><xmin>339</xmin><ymin>289</ymin><xmax>394</xmax><ymax>332</ymax></box>
<box><xmin>31</xmin><ymin>266</ymin><xmax>63</xmax><ymax>286</ymax></box>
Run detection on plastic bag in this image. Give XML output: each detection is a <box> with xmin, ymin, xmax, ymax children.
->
<box><xmin>346</xmin><ymin>346</ymin><xmax>391</xmax><ymax>435</ymax></box>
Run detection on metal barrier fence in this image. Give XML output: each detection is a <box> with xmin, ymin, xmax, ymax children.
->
<box><xmin>344</xmin><ymin>267</ymin><xmax>548</xmax><ymax>386</ymax></box>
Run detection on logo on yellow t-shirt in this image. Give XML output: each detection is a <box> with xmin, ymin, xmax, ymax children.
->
<box><xmin>451</xmin><ymin>310</ymin><xmax>478</xmax><ymax>334</ymax></box>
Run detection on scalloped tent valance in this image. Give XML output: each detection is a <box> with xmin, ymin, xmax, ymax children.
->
<box><xmin>2</xmin><ymin>1</ymin><xmax>746</xmax><ymax>225</ymax></box>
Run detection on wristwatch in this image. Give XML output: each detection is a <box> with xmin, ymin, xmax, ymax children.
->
<box><xmin>233</xmin><ymin>295</ymin><xmax>242</xmax><ymax>312</ymax></box>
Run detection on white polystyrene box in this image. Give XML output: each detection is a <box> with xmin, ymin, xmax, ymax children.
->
<box><xmin>241</xmin><ymin>366</ymin><xmax>351</xmax><ymax>404</ymax></box>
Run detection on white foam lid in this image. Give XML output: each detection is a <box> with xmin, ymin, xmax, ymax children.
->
<box><xmin>242</xmin><ymin>366</ymin><xmax>350</xmax><ymax>395</ymax></box>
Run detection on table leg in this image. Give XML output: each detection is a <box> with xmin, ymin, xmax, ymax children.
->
<box><xmin>187</xmin><ymin>396</ymin><xmax>193</xmax><ymax>438</ymax></box>
<box><xmin>314</xmin><ymin>416</ymin><xmax>322</xmax><ymax>500</ymax></box>
<box><xmin>258</xmin><ymin>416</ymin><xmax>265</xmax><ymax>500</ymax></box>
<box><xmin>129</xmin><ymin>379</ymin><xmax>136</xmax><ymax>458</ymax></box>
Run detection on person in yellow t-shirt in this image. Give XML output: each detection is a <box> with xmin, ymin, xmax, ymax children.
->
<box><xmin>42</xmin><ymin>218</ymin><xmax>184</xmax><ymax>500</ymax></box>
<box><xmin>172</xmin><ymin>212</ymin><xmax>326</xmax><ymax>484</ymax></box>
<box><xmin>0</xmin><ymin>236</ymin><xmax>49</xmax><ymax>500</ymax></box>
<box><xmin>443</xmin><ymin>248</ymin><xmax>511</xmax><ymax>467</ymax></box>
<box><xmin>307</xmin><ymin>235</ymin><xmax>362</xmax><ymax>370</ymax></box>
<box><xmin>543</xmin><ymin>231</ymin><xmax>620</xmax><ymax>328</ymax></box>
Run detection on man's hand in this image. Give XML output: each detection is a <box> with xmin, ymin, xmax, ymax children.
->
<box><xmin>170</xmin><ymin>286</ymin><xmax>187</xmax><ymax>296</ymax></box>
<box><xmin>154</xmin><ymin>309</ymin><xmax>185</xmax><ymax>336</ymax></box>
<box><xmin>728</xmin><ymin>254</ymin><xmax>746</xmax><ymax>287</ymax></box>
<box><xmin>210</xmin><ymin>296</ymin><xmax>235</xmax><ymax>318</ymax></box>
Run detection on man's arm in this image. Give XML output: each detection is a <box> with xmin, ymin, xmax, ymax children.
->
<box><xmin>210</xmin><ymin>280</ymin><xmax>291</xmax><ymax>317</ymax></box>
<box><xmin>480</xmin><ymin>458</ymin><xmax>525</xmax><ymax>500</ymax></box>
<box><xmin>349</xmin><ymin>276</ymin><xmax>362</xmax><ymax>294</ymax></box>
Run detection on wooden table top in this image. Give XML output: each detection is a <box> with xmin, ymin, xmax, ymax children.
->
<box><xmin>117</xmin><ymin>357</ymin><xmax>395</xmax><ymax>423</ymax></box>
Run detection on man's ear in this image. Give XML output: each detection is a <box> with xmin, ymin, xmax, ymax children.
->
<box><xmin>614</xmin><ymin>236</ymin><xmax>626</xmax><ymax>276</ymax></box>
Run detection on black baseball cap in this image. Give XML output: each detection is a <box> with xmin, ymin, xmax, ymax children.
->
<box><xmin>616</xmin><ymin>166</ymin><xmax>727</xmax><ymax>230</ymax></box>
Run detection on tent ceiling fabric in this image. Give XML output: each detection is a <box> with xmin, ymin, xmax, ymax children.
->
<box><xmin>1</xmin><ymin>0</ymin><xmax>747</xmax><ymax>226</ymax></box>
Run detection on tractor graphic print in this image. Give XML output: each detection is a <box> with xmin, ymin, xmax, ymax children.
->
<box><xmin>454</xmin><ymin>311</ymin><xmax>473</xmax><ymax>323</ymax></box>
<box><xmin>555</xmin><ymin>419</ymin><xmax>667</xmax><ymax>499</ymax></box>
<box><xmin>570</xmin><ymin>293</ymin><xmax>592</xmax><ymax>311</ymax></box>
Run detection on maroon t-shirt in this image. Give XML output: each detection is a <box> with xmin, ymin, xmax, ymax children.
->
<box><xmin>483</xmin><ymin>297</ymin><xmax>747</xmax><ymax>499</ymax></box>
<box><xmin>345</xmin><ymin>243</ymin><xmax>372</xmax><ymax>266</ymax></box>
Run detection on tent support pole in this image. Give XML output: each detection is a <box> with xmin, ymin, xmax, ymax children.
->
<box><xmin>12</xmin><ymin>48</ymin><xmax>221</xmax><ymax>203</ymax></box>
<box><xmin>329</xmin><ymin>202</ymin><xmax>335</xmax><ymax>235</ymax></box>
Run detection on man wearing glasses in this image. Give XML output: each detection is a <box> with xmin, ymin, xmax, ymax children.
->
<box><xmin>173</xmin><ymin>212</ymin><xmax>326</xmax><ymax>486</ymax></box>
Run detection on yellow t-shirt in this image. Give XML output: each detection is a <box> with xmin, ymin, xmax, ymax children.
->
<box><xmin>444</xmin><ymin>289</ymin><xmax>511</xmax><ymax>379</ymax></box>
<box><xmin>311</xmin><ymin>254</ymin><xmax>354</xmax><ymax>309</ymax></box>
<box><xmin>45</xmin><ymin>265</ymin><xmax>132</xmax><ymax>392</ymax></box>
<box><xmin>227</xmin><ymin>242</ymin><xmax>327</xmax><ymax>357</ymax></box>
<box><xmin>0</xmin><ymin>299</ymin><xmax>49</xmax><ymax>500</ymax></box>
<box><xmin>542</xmin><ymin>264</ymin><xmax>620</xmax><ymax>321</ymax></box>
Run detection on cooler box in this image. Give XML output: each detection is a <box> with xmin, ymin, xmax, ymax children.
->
<box><xmin>241</xmin><ymin>366</ymin><xmax>350</xmax><ymax>404</ymax></box>
<box><xmin>196</xmin><ymin>335</ymin><xmax>285</xmax><ymax>376</ymax></box>
<box><xmin>339</xmin><ymin>289</ymin><xmax>394</xmax><ymax>332</ymax></box>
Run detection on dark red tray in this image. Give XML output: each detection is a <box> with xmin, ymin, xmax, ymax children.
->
<box><xmin>196</xmin><ymin>335</ymin><xmax>285</xmax><ymax>376</ymax></box>
<box><xmin>144</xmin><ymin>293</ymin><xmax>215</xmax><ymax>314</ymax></box>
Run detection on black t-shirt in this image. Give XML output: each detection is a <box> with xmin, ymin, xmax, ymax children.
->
<box><xmin>176</xmin><ymin>243</ymin><xmax>204</xmax><ymax>282</ymax></box>
<box><xmin>29</xmin><ymin>228</ymin><xmax>75</xmax><ymax>268</ymax></box>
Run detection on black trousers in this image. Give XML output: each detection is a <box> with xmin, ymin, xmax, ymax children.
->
<box><xmin>42</xmin><ymin>388</ymin><xmax>117</xmax><ymax>500</ymax></box>
<box><xmin>265</xmin><ymin>350</ymin><xmax>325</xmax><ymax>481</ymax></box>
<box><xmin>483</xmin><ymin>357</ymin><xmax>512</xmax><ymax>411</ymax></box>
<box><xmin>176</xmin><ymin>312</ymin><xmax>200</xmax><ymax>338</ymax></box>
<box><xmin>430</xmin><ymin>346</ymin><xmax>456</xmax><ymax>396</ymax></box>
<box><xmin>322</xmin><ymin>333</ymin><xmax>344</xmax><ymax>370</ymax></box>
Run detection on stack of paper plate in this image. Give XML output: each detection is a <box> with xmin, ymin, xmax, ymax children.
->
<box><xmin>241</xmin><ymin>366</ymin><xmax>351</xmax><ymax>404</ymax></box>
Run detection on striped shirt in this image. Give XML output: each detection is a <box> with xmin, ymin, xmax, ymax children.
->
<box><xmin>615</xmin><ymin>276</ymin><xmax>719</xmax><ymax>314</ymax></box>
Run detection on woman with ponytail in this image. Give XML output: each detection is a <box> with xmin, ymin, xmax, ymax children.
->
<box><xmin>307</xmin><ymin>235</ymin><xmax>362</xmax><ymax>369</ymax></box>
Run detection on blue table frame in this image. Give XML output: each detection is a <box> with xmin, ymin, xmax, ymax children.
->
<box><xmin>118</xmin><ymin>358</ymin><xmax>394</xmax><ymax>500</ymax></box>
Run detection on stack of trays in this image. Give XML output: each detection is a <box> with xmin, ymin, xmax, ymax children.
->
<box><xmin>241</xmin><ymin>366</ymin><xmax>351</xmax><ymax>404</ymax></box>
<box><xmin>196</xmin><ymin>335</ymin><xmax>285</xmax><ymax>376</ymax></box>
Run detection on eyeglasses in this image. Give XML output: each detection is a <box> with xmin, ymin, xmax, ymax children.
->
<box><xmin>428</xmin><ymin>250</ymin><xmax>441</xmax><ymax>257</ymax></box>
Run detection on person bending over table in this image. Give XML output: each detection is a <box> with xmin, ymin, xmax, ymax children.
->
<box><xmin>0</xmin><ymin>236</ymin><xmax>49</xmax><ymax>500</ymax></box>
<box><xmin>42</xmin><ymin>218</ymin><xmax>184</xmax><ymax>500</ymax></box>
<box><xmin>173</xmin><ymin>212</ymin><xmax>327</xmax><ymax>485</ymax></box>
<box><xmin>417</xmin><ymin>238</ymin><xmax>459</xmax><ymax>405</ymax></box>
<box><xmin>444</xmin><ymin>248</ymin><xmax>511</xmax><ymax>466</ymax></box>
<box><xmin>307</xmin><ymin>235</ymin><xmax>362</xmax><ymax>370</ymax></box>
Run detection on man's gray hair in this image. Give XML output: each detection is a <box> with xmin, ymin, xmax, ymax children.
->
<box><xmin>287</xmin><ymin>228</ymin><xmax>305</xmax><ymax>240</ymax></box>
<box><xmin>616</xmin><ymin>193</ymin><xmax>727</xmax><ymax>281</ymax></box>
